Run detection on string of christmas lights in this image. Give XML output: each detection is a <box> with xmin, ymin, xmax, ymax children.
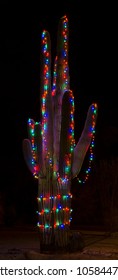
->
<box><xmin>77</xmin><ymin>103</ymin><xmax>97</xmax><ymax>184</ymax></box>
<box><xmin>23</xmin><ymin>15</ymin><xmax>98</xmax><ymax>247</ymax></box>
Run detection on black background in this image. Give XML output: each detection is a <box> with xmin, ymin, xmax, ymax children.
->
<box><xmin>0</xmin><ymin>1</ymin><xmax>117</xmax><ymax>226</ymax></box>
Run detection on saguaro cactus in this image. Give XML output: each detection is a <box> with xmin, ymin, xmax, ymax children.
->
<box><xmin>23</xmin><ymin>15</ymin><xmax>98</xmax><ymax>251</ymax></box>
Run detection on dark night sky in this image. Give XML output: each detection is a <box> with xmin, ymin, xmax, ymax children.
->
<box><xmin>0</xmin><ymin>2</ymin><xmax>117</xmax><ymax>225</ymax></box>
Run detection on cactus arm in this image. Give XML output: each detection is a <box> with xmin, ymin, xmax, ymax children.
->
<box><xmin>40</xmin><ymin>30</ymin><xmax>53</xmax><ymax>174</ymax></box>
<box><xmin>72</xmin><ymin>103</ymin><xmax>98</xmax><ymax>178</ymax></box>
<box><xmin>52</xmin><ymin>56</ymin><xmax>58</xmax><ymax>98</ymax></box>
<box><xmin>34</xmin><ymin>122</ymin><xmax>43</xmax><ymax>176</ymax></box>
<box><xmin>56</xmin><ymin>15</ymin><xmax>70</xmax><ymax>94</ymax></box>
<box><xmin>22</xmin><ymin>138</ymin><xmax>35</xmax><ymax>174</ymax></box>
<box><xmin>59</xmin><ymin>90</ymin><xmax>75</xmax><ymax>179</ymax></box>
<box><xmin>27</xmin><ymin>118</ymin><xmax>41</xmax><ymax>177</ymax></box>
<box><xmin>23</xmin><ymin>119</ymin><xmax>43</xmax><ymax>178</ymax></box>
<box><xmin>53</xmin><ymin>15</ymin><xmax>70</xmax><ymax>173</ymax></box>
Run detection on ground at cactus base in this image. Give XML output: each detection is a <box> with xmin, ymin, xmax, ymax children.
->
<box><xmin>0</xmin><ymin>225</ymin><xmax>118</xmax><ymax>260</ymax></box>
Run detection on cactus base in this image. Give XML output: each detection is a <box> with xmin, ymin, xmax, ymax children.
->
<box><xmin>39</xmin><ymin>230</ymin><xmax>85</xmax><ymax>254</ymax></box>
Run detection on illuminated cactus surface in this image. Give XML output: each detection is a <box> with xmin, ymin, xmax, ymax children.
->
<box><xmin>23</xmin><ymin>15</ymin><xmax>98</xmax><ymax>249</ymax></box>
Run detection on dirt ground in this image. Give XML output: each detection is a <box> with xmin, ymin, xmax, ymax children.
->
<box><xmin>0</xmin><ymin>225</ymin><xmax>118</xmax><ymax>260</ymax></box>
